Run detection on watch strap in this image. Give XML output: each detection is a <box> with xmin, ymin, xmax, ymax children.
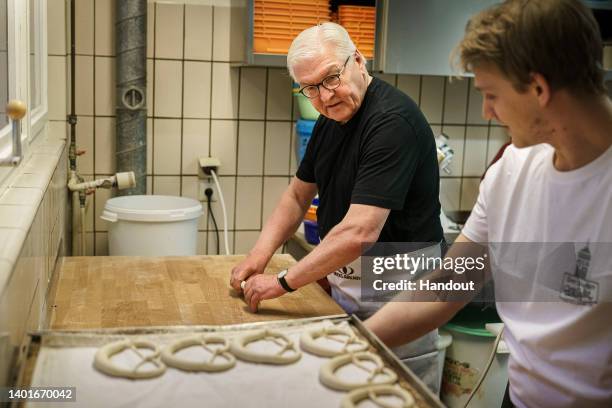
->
<box><xmin>277</xmin><ymin>269</ymin><xmax>296</xmax><ymax>292</ymax></box>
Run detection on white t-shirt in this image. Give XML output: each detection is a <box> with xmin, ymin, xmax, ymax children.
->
<box><xmin>462</xmin><ymin>143</ymin><xmax>612</xmax><ymax>408</ymax></box>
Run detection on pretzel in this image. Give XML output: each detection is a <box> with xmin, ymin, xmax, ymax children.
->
<box><xmin>93</xmin><ymin>339</ymin><xmax>166</xmax><ymax>379</ymax></box>
<box><xmin>300</xmin><ymin>326</ymin><xmax>369</xmax><ymax>357</ymax></box>
<box><xmin>231</xmin><ymin>329</ymin><xmax>301</xmax><ymax>365</ymax></box>
<box><xmin>161</xmin><ymin>335</ymin><xmax>236</xmax><ymax>372</ymax></box>
<box><xmin>319</xmin><ymin>351</ymin><xmax>397</xmax><ymax>391</ymax></box>
<box><xmin>341</xmin><ymin>385</ymin><xmax>415</xmax><ymax>408</ymax></box>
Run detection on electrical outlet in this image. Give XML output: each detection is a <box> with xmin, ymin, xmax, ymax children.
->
<box><xmin>199</xmin><ymin>178</ymin><xmax>217</xmax><ymax>202</ymax></box>
<box><xmin>198</xmin><ymin>157</ymin><xmax>221</xmax><ymax>179</ymax></box>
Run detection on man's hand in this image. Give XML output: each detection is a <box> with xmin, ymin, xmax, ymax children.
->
<box><xmin>242</xmin><ymin>274</ymin><xmax>286</xmax><ymax>312</ymax></box>
<box><xmin>230</xmin><ymin>257</ymin><xmax>265</xmax><ymax>292</ymax></box>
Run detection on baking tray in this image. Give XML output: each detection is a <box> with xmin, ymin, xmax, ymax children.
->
<box><xmin>14</xmin><ymin>315</ymin><xmax>444</xmax><ymax>408</ymax></box>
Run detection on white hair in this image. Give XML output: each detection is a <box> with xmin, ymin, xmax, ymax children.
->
<box><xmin>287</xmin><ymin>22</ymin><xmax>363</xmax><ymax>81</ymax></box>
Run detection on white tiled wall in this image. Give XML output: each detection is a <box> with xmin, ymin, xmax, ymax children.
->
<box><xmin>67</xmin><ymin>1</ymin><xmax>508</xmax><ymax>256</ymax></box>
<box><xmin>0</xmin><ymin>0</ymin><xmax>70</xmax><ymax>386</ymax></box>
<box><xmin>0</xmin><ymin>139</ymin><xmax>68</xmax><ymax>386</ymax></box>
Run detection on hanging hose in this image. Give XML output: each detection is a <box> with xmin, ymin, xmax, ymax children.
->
<box><xmin>208</xmin><ymin>200</ymin><xmax>220</xmax><ymax>254</ymax></box>
<box><xmin>462</xmin><ymin>325</ymin><xmax>505</xmax><ymax>407</ymax></box>
<box><xmin>210</xmin><ymin>169</ymin><xmax>230</xmax><ymax>255</ymax></box>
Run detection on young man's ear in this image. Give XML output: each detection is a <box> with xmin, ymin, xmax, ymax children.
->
<box><xmin>530</xmin><ymin>73</ymin><xmax>551</xmax><ymax>107</ymax></box>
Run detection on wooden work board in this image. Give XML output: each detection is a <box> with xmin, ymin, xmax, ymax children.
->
<box><xmin>47</xmin><ymin>255</ymin><xmax>344</xmax><ymax>330</ymax></box>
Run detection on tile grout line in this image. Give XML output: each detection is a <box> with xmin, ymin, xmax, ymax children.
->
<box><xmin>232</xmin><ymin>65</ymin><xmax>243</xmax><ymax>254</ymax></box>
<box><xmin>179</xmin><ymin>4</ymin><xmax>186</xmax><ymax>197</ymax></box>
<box><xmin>92</xmin><ymin>0</ymin><xmax>97</xmax><ymax>255</ymax></box>
<box><xmin>457</xmin><ymin>80</ymin><xmax>469</xmax><ymax>211</ymax></box>
<box><xmin>463</xmin><ymin>77</ymin><xmax>476</xmax><ymax>210</ymax></box>
<box><xmin>205</xmin><ymin>5</ymin><xmax>216</xmax><ymax>255</ymax></box>
<box><xmin>151</xmin><ymin>3</ymin><xmax>158</xmax><ymax>196</ymax></box>
<box><xmin>259</xmin><ymin>68</ymin><xmax>270</xmax><ymax>232</ymax></box>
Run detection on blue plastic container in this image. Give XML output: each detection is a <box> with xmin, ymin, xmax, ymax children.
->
<box><xmin>296</xmin><ymin>119</ymin><xmax>316</xmax><ymax>163</ymax></box>
<box><xmin>303</xmin><ymin>220</ymin><xmax>320</xmax><ymax>245</ymax></box>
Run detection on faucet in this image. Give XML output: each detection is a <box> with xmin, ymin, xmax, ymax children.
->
<box><xmin>0</xmin><ymin>100</ymin><xmax>26</xmax><ymax>166</ymax></box>
<box><xmin>67</xmin><ymin>172</ymin><xmax>136</xmax><ymax>193</ymax></box>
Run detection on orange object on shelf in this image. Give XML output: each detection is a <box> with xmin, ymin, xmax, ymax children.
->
<box><xmin>338</xmin><ymin>5</ymin><xmax>376</xmax><ymax>16</ymax></box>
<box><xmin>338</xmin><ymin>5</ymin><xmax>376</xmax><ymax>59</ymax></box>
<box><xmin>254</xmin><ymin>36</ymin><xmax>294</xmax><ymax>54</ymax></box>
<box><xmin>253</xmin><ymin>0</ymin><xmax>331</xmax><ymax>54</ymax></box>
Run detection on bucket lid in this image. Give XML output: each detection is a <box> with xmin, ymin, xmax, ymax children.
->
<box><xmin>443</xmin><ymin>305</ymin><xmax>501</xmax><ymax>338</ymax></box>
<box><xmin>102</xmin><ymin>195</ymin><xmax>202</xmax><ymax>223</ymax></box>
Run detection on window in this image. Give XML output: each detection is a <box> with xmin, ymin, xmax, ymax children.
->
<box><xmin>0</xmin><ymin>0</ymin><xmax>47</xmax><ymax>161</ymax></box>
<box><xmin>0</xmin><ymin>0</ymin><xmax>8</xmax><ymax>131</ymax></box>
<box><xmin>29</xmin><ymin>0</ymin><xmax>40</xmax><ymax>113</ymax></box>
<box><xmin>28</xmin><ymin>0</ymin><xmax>46</xmax><ymax>138</ymax></box>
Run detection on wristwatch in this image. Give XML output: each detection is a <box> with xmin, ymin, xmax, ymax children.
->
<box><xmin>277</xmin><ymin>269</ymin><xmax>296</xmax><ymax>292</ymax></box>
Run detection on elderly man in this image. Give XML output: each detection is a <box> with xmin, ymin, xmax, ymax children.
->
<box><xmin>230</xmin><ymin>22</ymin><xmax>444</xmax><ymax>390</ymax></box>
<box><xmin>366</xmin><ymin>1</ymin><xmax>612</xmax><ymax>407</ymax></box>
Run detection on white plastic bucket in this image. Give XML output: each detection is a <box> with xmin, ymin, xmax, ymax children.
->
<box><xmin>436</xmin><ymin>331</ymin><xmax>453</xmax><ymax>396</ymax></box>
<box><xmin>101</xmin><ymin>195</ymin><xmax>202</xmax><ymax>256</ymax></box>
<box><xmin>441</xmin><ymin>318</ymin><xmax>509</xmax><ymax>408</ymax></box>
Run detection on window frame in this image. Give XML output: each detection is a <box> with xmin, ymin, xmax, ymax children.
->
<box><xmin>27</xmin><ymin>0</ymin><xmax>47</xmax><ymax>141</ymax></box>
<box><xmin>0</xmin><ymin>0</ymin><xmax>47</xmax><ymax>160</ymax></box>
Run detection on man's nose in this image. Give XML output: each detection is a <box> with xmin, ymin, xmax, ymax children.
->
<box><xmin>482</xmin><ymin>101</ymin><xmax>495</xmax><ymax>121</ymax></box>
<box><xmin>319</xmin><ymin>86</ymin><xmax>335</xmax><ymax>103</ymax></box>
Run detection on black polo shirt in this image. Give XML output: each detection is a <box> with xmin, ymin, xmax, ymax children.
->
<box><xmin>296</xmin><ymin>77</ymin><xmax>442</xmax><ymax>243</ymax></box>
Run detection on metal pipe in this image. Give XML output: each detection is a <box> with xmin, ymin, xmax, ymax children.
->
<box><xmin>68</xmin><ymin>0</ymin><xmax>77</xmax><ymax>172</ymax></box>
<box><xmin>69</xmin><ymin>0</ymin><xmax>78</xmax><ymax>255</ymax></box>
<box><xmin>115</xmin><ymin>0</ymin><xmax>146</xmax><ymax>195</ymax></box>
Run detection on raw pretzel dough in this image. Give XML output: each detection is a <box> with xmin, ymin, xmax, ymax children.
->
<box><xmin>319</xmin><ymin>352</ymin><xmax>398</xmax><ymax>391</ymax></box>
<box><xmin>161</xmin><ymin>335</ymin><xmax>236</xmax><ymax>372</ymax></box>
<box><xmin>231</xmin><ymin>329</ymin><xmax>301</xmax><ymax>365</ymax></box>
<box><xmin>93</xmin><ymin>339</ymin><xmax>166</xmax><ymax>379</ymax></box>
<box><xmin>300</xmin><ymin>326</ymin><xmax>369</xmax><ymax>357</ymax></box>
<box><xmin>341</xmin><ymin>385</ymin><xmax>415</xmax><ymax>408</ymax></box>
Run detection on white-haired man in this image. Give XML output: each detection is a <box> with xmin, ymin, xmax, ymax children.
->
<box><xmin>230</xmin><ymin>23</ymin><xmax>444</xmax><ymax>391</ymax></box>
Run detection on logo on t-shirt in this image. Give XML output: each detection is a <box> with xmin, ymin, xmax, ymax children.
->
<box><xmin>334</xmin><ymin>266</ymin><xmax>360</xmax><ymax>281</ymax></box>
<box><xmin>560</xmin><ymin>244</ymin><xmax>599</xmax><ymax>305</ymax></box>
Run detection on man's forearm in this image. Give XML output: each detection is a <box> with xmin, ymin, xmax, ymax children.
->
<box><xmin>364</xmin><ymin>233</ymin><xmax>479</xmax><ymax>347</ymax></box>
<box><xmin>365</xmin><ymin>301</ymin><xmax>465</xmax><ymax>347</ymax></box>
<box><xmin>286</xmin><ymin>220</ymin><xmax>377</xmax><ymax>289</ymax></box>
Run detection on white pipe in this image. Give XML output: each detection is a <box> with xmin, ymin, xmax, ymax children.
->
<box><xmin>67</xmin><ymin>172</ymin><xmax>135</xmax><ymax>192</ymax></box>
<box><xmin>210</xmin><ymin>169</ymin><xmax>230</xmax><ymax>255</ymax></box>
<box><xmin>71</xmin><ymin>190</ymin><xmax>79</xmax><ymax>255</ymax></box>
<box><xmin>68</xmin><ymin>172</ymin><xmax>135</xmax><ymax>256</ymax></box>
<box><xmin>80</xmin><ymin>204</ymin><xmax>86</xmax><ymax>255</ymax></box>
<box><xmin>69</xmin><ymin>169</ymin><xmax>80</xmax><ymax>256</ymax></box>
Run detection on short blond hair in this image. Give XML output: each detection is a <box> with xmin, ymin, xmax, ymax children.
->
<box><xmin>452</xmin><ymin>0</ymin><xmax>605</xmax><ymax>95</ymax></box>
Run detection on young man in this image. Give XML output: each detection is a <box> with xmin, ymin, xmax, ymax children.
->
<box><xmin>365</xmin><ymin>0</ymin><xmax>612</xmax><ymax>406</ymax></box>
<box><xmin>230</xmin><ymin>23</ymin><xmax>444</xmax><ymax>391</ymax></box>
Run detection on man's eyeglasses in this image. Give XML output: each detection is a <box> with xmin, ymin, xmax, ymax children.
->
<box><xmin>298</xmin><ymin>55</ymin><xmax>352</xmax><ymax>99</ymax></box>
